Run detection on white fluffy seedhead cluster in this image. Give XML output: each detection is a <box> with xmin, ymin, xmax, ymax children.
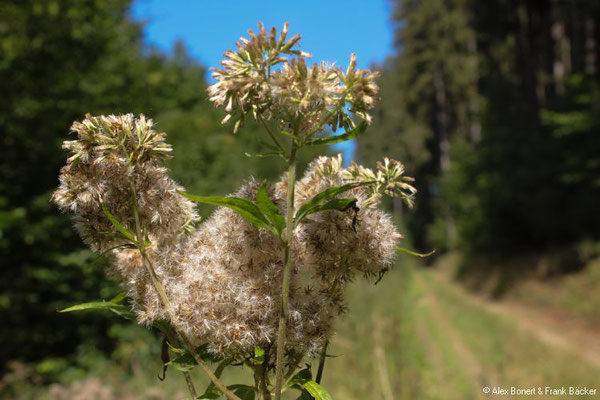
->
<box><xmin>54</xmin><ymin>115</ymin><xmax>414</xmax><ymax>361</ymax></box>
<box><xmin>52</xmin><ymin>114</ymin><xmax>198</xmax><ymax>252</ymax></box>
<box><xmin>110</xmin><ymin>156</ymin><xmax>410</xmax><ymax>358</ymax></box>
<box><xmin>295</xmin><ymin>155</ymin><xmax>405</xmax><ymax>281</ymax></box>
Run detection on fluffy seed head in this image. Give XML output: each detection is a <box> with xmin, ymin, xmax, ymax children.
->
<box><xmin>54</xmin><ymin>115</ymin><xmax>412</xmax><ymax>360</ymax></box>
<box><xmin>121</xmin><ymin>156</ymin><xmax>411</xmax><ymax>357</ymax></box>
<box><xmin>52</xmin><ymin>114</ymin><xmax>198</xmax><ymax>251</ymax></box>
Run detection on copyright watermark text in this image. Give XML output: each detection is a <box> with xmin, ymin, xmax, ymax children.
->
<box><xmin>482</xmin><ymin>386</ymin><xmax>597</xmax><ymax>396</ymax></box>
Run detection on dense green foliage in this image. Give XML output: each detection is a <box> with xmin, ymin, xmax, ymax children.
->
<box><xmin>0</xmin><ymin>0</ymin><xmax>324</xmax><ymax>368</ymax></box>
<box><xmin>359</xmin><ymin>0</ymin><xmax>600</xmax><ymax>257</ymax></box>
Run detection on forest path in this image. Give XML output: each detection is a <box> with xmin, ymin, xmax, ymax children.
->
<box><xmin>426</xmin><ymin>267</ymin><xmax>600</xmax><ymax>369</ymax></box>
<box><xmin>325</xmin><ymin>262</ymin><xmax>600</xmax><ymax>399</ymax></box>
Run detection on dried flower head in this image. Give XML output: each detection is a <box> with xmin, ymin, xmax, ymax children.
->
<box><xmin>53</xmin><ymin>115</ymin><xmax>413</xmax><ymax>364</ymax></box>
<box><xmin>208</xmin><ymin>22</ymin><xmax>379</xmax><ymax>136</ymax></box>
<box><xmin>343</xmin><ymin>157</ymin><xmax>417</xmax><ymax>208</ymax></box>
<box><xmin>295</xmin><ymin>155</ymin><xmax>407</xmax><ymax>279</ymax></box>
<box><xmin>124</xmin><ymin>156</ymin><xmax>408</xmax><ymax>356</ymax></box>
<box><xmin>116</xmin><ymin>179</ymin><xmax>334</xmax><ymax>356</ymax></box>
<box><xmin>52</xmin><ymin>114</ymin><xmax>198</xmax><ymax>251</ymax></box>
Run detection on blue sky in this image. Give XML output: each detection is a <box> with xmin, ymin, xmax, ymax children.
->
<box><xmin>131</xmin><ymin>0</ymin><xmax>395</xmax><ymax>72</ymax></box>
<box><xmin>131</xmin><ymin>0</ymin><xmax>396</xmax><ymax>160</ymax></box>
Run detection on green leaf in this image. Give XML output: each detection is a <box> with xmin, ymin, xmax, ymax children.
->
<box><xmin>287</xmin><ymin>369</ymin><xmax>331</xmax><ymax>400</ymax></box>
<box><xmin>244</xmin><ymin>151</ymin><xmax>285</xmax><ymax>159</ymax></box>
<box><xmin>59</xmin><ymin>300</ymin><xmax>135</xmax><ymax>320</ymax></box>
<box><xmin>305</xmin><ymin>122</ymin><xmax>367</xmax><ymax>146</ymax></box>
<box><xmin>280</xmin><ymin>129</ymin><xmax>303</xmax><ymax>142</ymax></box>
<box><xmin>286</xmin><ymin>367</ymin><xmax>313</xmax><ymax>388</ymax></box>
<box><xmin>294</xmin><ymin>182</ymin><xmax>363</xmax><ymax>224</ymax></box>
<box><xmin>102</xmin><ymin>203</ymin><xmax>136</xmax><ymax>243</ymax></box>
<box><xmin>168</xmin><ymin>344</ymin><xmax>223</xmax><ymax>372</ymax></box>
<box><xmin>396</xmin><ymin>247</ymin><xmax>436</xmax><ymax>258</ymax></box>
<box><xmin>109</xmin><ymin>292</ymin><xmax>128</xmax><ymax>304</ymax></box>
<box><xmin>179</xmin><ymin>192</ymin><xmax>274</xmax><ymax>233</ymax></box>
<box><xmin>301</xmin><ymin>380</ymin><xmax>332</xmax><ymax>400</ymax></box>
<box><xmin>256</xmin><ymin>182</ymin><xmax>285</xmax><ymax>236</ymax></box>
<box><xmin>228</xmin><ymin>384</ymin><xmax>256</xmax><ymax>400</ymax></box>
<box><xmin>252</xmin><ymin>346</ymin><xmax>265</xmax><ymax>365</ymax></box>
<box><xmin>166</xmin><ymin>341</ymin><xmax>186</xmax><ymax>356</ymax></box>
<box><xmin>299</xmin><ymin>198</ymin><xmax>357</xmax><ymax>221</ymax></box>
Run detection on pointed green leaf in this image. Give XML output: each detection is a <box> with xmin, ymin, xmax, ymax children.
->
<box><xmin>286</xmin><ymin>367</ymin><xmax>313</xmax><ymax>388</ymax></box>
<box><xmin>280</xmin><ymin>129</ymin><xmax>303</xmax><ymax>142</ymax></box>
<box><xmin>396</xmin><ymin>247</ymin><xmax>436</xmax><ymax>258</ymax></box>
<box><xmin>244</xmin><ymin>151</ymin><xmax>285</xmax><ymax>159</ymax></box>
<box><xmin>166</xmin><ymin>341</ymin><xmax>186</xmax><ymax>356</ymax></box>
<box><xmin>102</xmin><ymin>203</ymin><xmax>136</xmax><ymax>243</ymax></box>
<box><xmin>287</xmin><ymin>369</ymin><xmax>331</xmax><ymax>400</ymax></box>
<box><xmin>179</xmin><ymin>192</ymin><xmax>274</xmax><ymax>233</ymax></box>
<box><xmin>60</xmin><ymin>301</ymin><xmax>135</xmax><ymax>320</ymax></box>
<box><xmin>252</xmin><ymin>346</ymin><xmax>265</xmax><ymax>365</ymax></box>
<box><xmin>256</xmin><ymin>182</ymin><xmax>285</xmax><ymax>235</ymax></box>
<box><xmin>228</xmin><ymin>385</ymin><xmax>256</xmax><ymax>400</ymax></box>
<box><xmin>305</xmin><ymin>122</ymin><xmax>367</xmax><ymax>146</ymax></box>
<box><xmin>299</xmin><ymin>198</ymin><xmax>357</xmax><ymax>223</ymax></box>
<box><xmin>294</xmin><ymin>182</ymin><xmax>364</xmax><ymax>224</ymax></box>
<box><xmin>301</xmin><ymin>380</ymin><xmax>332</xmax><ymax>400</ymax></box>
<box><xmin>109</xmin><ymin>292</ymin><xmax>128</xmax><ymax>304</ymax></box>
<box><xmin>168</xmin><ymin>344</ymin><xmax>223</xmax><ymax>372</ymax></box>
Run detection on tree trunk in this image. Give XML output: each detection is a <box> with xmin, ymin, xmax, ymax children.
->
<box><xmin>467</xmin><ymin>36</ymin><xmax>482</xmax><ymax>143</ymax></box>
<box><xmin>585</xmin><ymin>17</ymin><xmax>596</xmax><ymax>76</ymax></box>
<box><xmin>516</xmin><ymin>3</ymin><xmax>541</xmax><ymax>136</ymax></box>
<box><xmin>433</xmin><ymin>66</ymin><xmax>457</xmax><ymax>247</ymax></box>
<box><xmin>551</xmin><ymin>1</ymin><xmax>571</xmax><ymax>94</ymax></box>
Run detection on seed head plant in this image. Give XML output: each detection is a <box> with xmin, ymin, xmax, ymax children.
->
<box><xmin>54</xmin><ymin>23</ymin><xmax>422</xmax><ymax>400</ymax></box>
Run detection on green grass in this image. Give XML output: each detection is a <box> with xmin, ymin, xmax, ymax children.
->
<box><xmin>5</xmin><ymin>259</ymin><xmax>600</xmax><ymax>399</ymax></box>
<box><xmin>420</xmin><ymin>266</ymin><xmax>600</xmax><ymax>398</ymax></box>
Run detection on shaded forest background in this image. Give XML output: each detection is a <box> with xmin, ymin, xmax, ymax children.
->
<box><xmin>1</xmin><ymin>0</ymin><xmax>600</xmax><ymax>393</ymax></box>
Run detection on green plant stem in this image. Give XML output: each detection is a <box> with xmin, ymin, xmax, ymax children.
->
<box><xmin>258</xmin><ymin>115</ymin><xmax>284</xmax><ymax>152</ymax></box>
<box><xmin>315</xmin><ymin>340</ymin><xmax>329</xmax><ymax>384</ymax></box>
<box><xmin>183</xmin><ymin>371</ymin><xmax>198</xmax><ymax>398</ymax></box>
<box><xmin>253</xmin><ymin>363</ymin><xmax>271</xmax><ymax>400</ymax></box>
<box><xmin>282</xmin><ymin>350</ymin><xmax>305</xmax><ymax>384</ymax></box>
<box><xmin>273</xmin><ymin>143</ymin><xmax>297</xmax><ymax>400</ymax></box>
<box><xmin>166</xmin><ymin>331</ymin><xmax>198</xmax><ymax>398</ymax></box>
<box><xmin>128</xmin><ymin>178</ymin><xmax>241</xmax><ymax>400</ymax></box>
<box><xmin>259</xmin><ymin>346</ymin><xmax>272</xmax><ymax>400</ymax></box>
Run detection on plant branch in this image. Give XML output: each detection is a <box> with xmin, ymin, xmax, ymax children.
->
<box><xmin>259</xmin><ymin>345</ymin><xmax>272</xmax><ymax>400</ymax></box>
<box><xmin>273</xmin><ymin>142</ymin><xmax>297</xmax><ymax>400</ymax></box>
<box><xmin>258</xmin><ymin>115</ymin><xmax>284</xmax><ymax>153</ymax></box>
<box><xmin>165</xmin><ymin>330</ymin><xmax>198</xmax><ymax>398</ymax></box>
<box><xmin>282</xmin><ymin>350</ymin><xmax>305</xmax><ymax>383</ymax></box>
<box><xmin>183</xmin><ymin>370</ymin><xmax>198</xmax><ymax>398</ymax></box>
<box><xmin>315</xmin><ymin>340</ymin><xmax>329</xmax><ymax>384</ymax></box>
<box><xmin>128</xmin><ymin>178</ymin><xmax>240</xmax><ymax>400</ymax></box>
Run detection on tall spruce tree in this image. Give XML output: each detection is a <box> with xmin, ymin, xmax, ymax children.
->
<box><xmin>359</xmin><ymin>0</ymin><xmax>479</xmax><ymax>250</ymax></box>
<box><xmin>360</xmin><ymin>0</ymin><xmax>600</xmax><ymax>261</ymax></box>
